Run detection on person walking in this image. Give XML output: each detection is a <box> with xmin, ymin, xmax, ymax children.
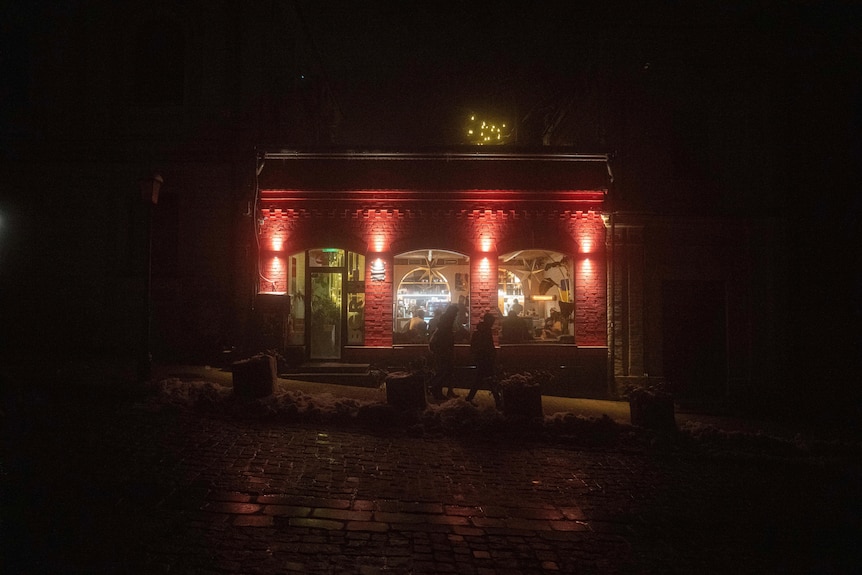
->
<box><xmin>466</xmin><ymin>312</ymin><xmax>500</xmax><ymax>407</ymax></box>
<box><xmin>428</xmin><ymin>304</ymin><xmax>460</xmax><ymax>400</ymax></box>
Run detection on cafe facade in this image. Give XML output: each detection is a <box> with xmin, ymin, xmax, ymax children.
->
<box><xmin>252</xmin><ymin>149</ymin><xmax>779</xmax><ymax>402</ymax></box>
<box><xmin>254</xmin><ymin>150</ymin><xmax>612</xmax><ymax>396</ymax></box>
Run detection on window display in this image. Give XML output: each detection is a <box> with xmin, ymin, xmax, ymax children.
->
<box><xmin>393</xmin><ymin>249</ymin><xmax>469</xmax><ymax>343</ymax></box>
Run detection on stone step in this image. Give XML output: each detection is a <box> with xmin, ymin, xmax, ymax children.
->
<box><xmin>282</xmin><ymin>362</ymin><xmax>371</xmax><ymax>374</ymax></box>
<box><xmin>278</xmin><ymin>363</ymin><xmax>378</xmax><ymax>387</ymax></box>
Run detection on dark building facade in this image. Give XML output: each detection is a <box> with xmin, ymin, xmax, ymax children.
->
<box><xmin>1</xmin><ymin>1</ymin><xmax>797</xmax><ymax>410</ymax></box>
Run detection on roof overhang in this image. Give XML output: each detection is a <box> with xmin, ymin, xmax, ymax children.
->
<box><xmin>257</xmin><ymin>149</ymin><xmax>612</xmax><ymax>194</ymax></box>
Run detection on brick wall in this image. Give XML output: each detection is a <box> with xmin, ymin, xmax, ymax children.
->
<box><xmin>363</xmin><ymin>254</ymin><xmax>393</xmax><ymax>346</ymax></box>
<box><xmin>572</xmin><ymin>212</ymin><xmax>607</xmax><ymax>345</ymax></box>
<box><xmin>257</xmin><ymin>194</ymin><xmax>607</xmax><ymax>347</ymax></box>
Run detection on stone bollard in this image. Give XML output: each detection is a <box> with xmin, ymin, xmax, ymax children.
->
<box><xmin>231</xmin><ymin>354</ymin><xmax>276</xmax><ymax>399</ymax></box>
<box><xmin>629</xmin><ymin>389</ymin><xmax>676</xmax><ymax>432</ymax></box>
<box><xmin>385</xmin><ymin>371</ymin><xmax>427</xmax><ymax>411</ymax></box>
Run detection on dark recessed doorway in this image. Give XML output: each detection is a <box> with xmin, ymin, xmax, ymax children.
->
<box><xmin>661</xmin><ymin>280</ymin><xmax>727</xmax><ymax>400</ymax></box>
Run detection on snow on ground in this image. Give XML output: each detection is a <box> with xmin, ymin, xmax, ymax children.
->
<box><xmin>143</xmin><ymin>376</ymin><xmax>862</xmax><ymax>464</ymax></box>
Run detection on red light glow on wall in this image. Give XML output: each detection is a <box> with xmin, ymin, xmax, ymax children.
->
<box><xmin>480</xmin><ymin>235</ymin><xmax>494</xmax><ymax>252</ymax></box>
<box><xmin>574</xmin><ymin>211</ymin><xmax>606</xmax><ymax>254</ymax></box>
<box><xmin>372</xmin><ymin>234</ymin><xmax>387</xmax><ymax>253</ymax></box>
<box><xmin>474</xmin><ymin>213</ymin><xmax>500</xmax><ymax>253</ymax></box>
<box><xmin>579</xmin><ymin>257</ymin><xmax>594</xmax><ymax>278</ymax></box>
<box><xmin>367</xmin><ymin>211</ymin><xmax>392</xmax><ymax>252</ymax></box>
<box><xmin>270</xmin><ymin>235</ymin><xmax>284</xmax><ymax>251</ymax></box>
<box><xmin>574</xmin><ymin>254</ymin><xmax>606</xmax><ymax>346</ymax></box>
<box><xmin>478</xmin><ymin>256</ymin><xmax>492</xmax><ymax>278</ymax></box>
<box><xmin>261</xmin><ymin>255</ymin><xmax>287</xmax><ymax>293</ymax></box>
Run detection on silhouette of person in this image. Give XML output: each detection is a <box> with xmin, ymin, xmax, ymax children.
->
<box><xmin>454</xmin><ymin>303</ymin><xmax>470</xmax><ymax>343</ymax></box>
<box><xmin>427</xmin><ymin>306</ymin><xmax>443</xmax><ymax>335</ymax></box>
<box><xmin>466</xmin><ymin>313</ymin><xmax>500</xmax><ymax>406</ymax></box>
<box><xmin>428</xmin><ymin>303</ymin><xmax>460</xmax><ymax>400</ymax></box>
<box><xmin>501</xmin><ymin>309</ymin><xmax>531</xmax><ymax>343</ymax></box>
<box><xmin>510</xmin><ymin>298</ymin><xmax>524</xmax><ymax>316</ymax></box>
<box><xmin>407</xmin><ymin>308</ymin><xmax>428</xmax><ymax>342</ymax></box>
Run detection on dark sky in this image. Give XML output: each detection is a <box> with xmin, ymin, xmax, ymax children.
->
<box><xmin>298</xmin><ymin>1</ymin><xmax>673</xmax><ymax>145</ymax></box>
<box><xmin>295</xmin><ymin>0</ymin><xmax>861</xmax><ymax>224</ymax></box>
<box><xmin>296</xmin><ymin>1</ymin><xmax>860</xmax><ymax>151</ymax></box>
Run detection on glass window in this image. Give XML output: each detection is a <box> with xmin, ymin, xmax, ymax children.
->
<box><xmin>309</xmin><ymin>248</ymin><xmax>344</xmax><ymax>268</ymax></box>
<box><xmin>346</xmin><ymin>252</ymin><xmax>365</xmax><ymax>345</ymax></box>
<box><xmin>393</xmin><ymin>249</ymin><xmax>470</xmax><ymax>343</ymax></box>
<box><xmin>287</xmin><ymin>251</ymin><xmax>306</xmax><ymax>345</ymax></box>
<box><xmin>499</xmin><ymin>250</ymin><xmax>574</xmax><ymax>342</ymax></box>
<box><xmin>310</xmin><ymin>271</ymin><xmax>342</xmax><ymax>359</ymax></box>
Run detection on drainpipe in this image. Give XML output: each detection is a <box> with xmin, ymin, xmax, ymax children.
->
<box><xmin>606</xmin><ymin>157</ymin><xmax>616</xmax><ymax>397</ymax></box>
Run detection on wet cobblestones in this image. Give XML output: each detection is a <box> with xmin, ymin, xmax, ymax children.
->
<box><xmin>2</xmin><ymin>401</ymin><xmax>860</xmax><ymax>574</ymax></box>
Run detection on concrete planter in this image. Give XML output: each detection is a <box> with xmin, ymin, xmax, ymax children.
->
<box><xmin>500</xmin><ymin>374</ymin><xmax>543</xmax><ymax>421</ymax></box>
<box><xmin>629</xmin><ymin>389</ymin><xmax>676</xmax><ymax>432</ymax></box>
<box><xmin>231</xmin><ymin>354</ymin><xmax>276</xmax><ymax>399</ymax></box>
<box><xmin>385</xmin><ymin>371</ymin><xmax>427</xmax><ymax>411</ymax></box>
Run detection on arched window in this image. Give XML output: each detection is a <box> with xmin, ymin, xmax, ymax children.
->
<box><xmin>499</xmin><ymin>250</ymin><xmax>574</xmax><ymax>342</ymax></box>
<box><xmin>393</xmin><ymin>249</ymin><xmax>470</xmax><ymax>343</ymax></box>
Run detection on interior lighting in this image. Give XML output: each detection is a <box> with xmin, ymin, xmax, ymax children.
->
<box><xmin>531</xmin><ymin>295</ymin><xmax>554</xmax><ymax>301</ymax></box>
<box><xmin>271</xmin><ymin>236</ymin><xmax>284</xmax><ymax>251</ymax></box>
<box><xmin>465</xmin><ymin>113</ymin><xmax>513</xmax><ymax>145</ymax></box>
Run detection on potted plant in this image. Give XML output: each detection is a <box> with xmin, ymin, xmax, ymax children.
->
<box><xmin>312</xmin><ymin>294</ymin><xmax>340</xmax><ymax>326</ymax></box>
<box><xmin>311</xmin><ymin>294</ymin><xmax>340</xmax><ymax>353</ymax></box>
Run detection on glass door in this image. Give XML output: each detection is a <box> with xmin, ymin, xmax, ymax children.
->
<box><xmin>309</xmin><ymin>271</ymin><xmax>343</xmax><ymax>360</ymax></box>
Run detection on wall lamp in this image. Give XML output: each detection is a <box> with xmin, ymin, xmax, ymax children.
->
<box><xmin>370</xmin><ymin>258</ymin><xmax>386</xmax><ymax>281</ymax></box>
<box><xmin>140</xmin><ymin>173</ymin><xmax>164</xmax><ymax>205</ymax></box>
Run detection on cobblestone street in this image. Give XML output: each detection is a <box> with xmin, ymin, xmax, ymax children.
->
<box><xmin>2</xmin><ymin>391</ymin><xmax>860</xmax><ymax>574</ymax></box>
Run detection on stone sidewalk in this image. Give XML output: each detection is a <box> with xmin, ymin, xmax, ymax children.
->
<box><xmin>3</xmin><ymin>383</ymin><xmax>860</xmax><ymax>575</ymax></box>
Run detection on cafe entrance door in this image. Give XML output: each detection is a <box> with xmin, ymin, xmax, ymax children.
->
<box><xmin>309</xmin><ymin>270</ymin><xmax>343</xmax><ymax>360</ymax></box>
